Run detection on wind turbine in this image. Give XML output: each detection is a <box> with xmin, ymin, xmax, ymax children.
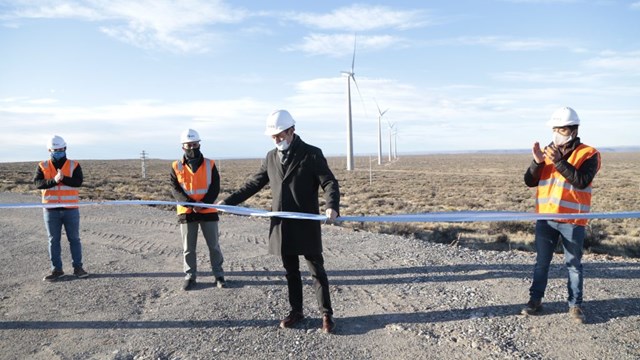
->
<box><xmin>375</xmin><ymin>100</ymin><xmax>389</xmax><ymax>165</ymax></box>
<box><xmin>341</xmin><ymin>35</ymin><xmax>361</xmax><ymax>171</ymax></box>
<box><xmin>387</xmin><ymin>121</ymin><xmax>395</xmax><ymax>162</ymax></box>
<box><xmin>393</xmin><ymin>126</ymin><xmax>399</xmax><ymax>160</ymax></box>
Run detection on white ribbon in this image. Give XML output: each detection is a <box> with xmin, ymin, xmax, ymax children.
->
<box><xmin>1</xmin><ymin>200</ymin><xmax>639</xmax><ymax>222</ymax></box>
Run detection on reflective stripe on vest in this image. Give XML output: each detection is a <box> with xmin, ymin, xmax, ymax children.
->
<box><xmin>39</xmin><ymin>160</ymin><xmax>80</xmax><ymax>207</ymax></box>
<box><xmin>172</xmin><ymin>158</ymin><xmax>217</xmax><ymax>215</ymax></box>
<box><xmin>536</xmin><ymin>144</ymin><xmax>600</xmax><ymax>226</ymax></box>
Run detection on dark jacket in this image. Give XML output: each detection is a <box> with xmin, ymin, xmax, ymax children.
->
<box><xmin>170</xmin><ymin>153</ymin><xmax>220</xmax><ymax>223</ymax></box>
<box><xmin>524</xmin><ymin>137</ymin><xmax>600</xmax><ymax>189</ymax></box>
<box><xmin>34</xmin><ymin>156</ymin><xmax>84</xmax><ymax>189</ymax></box>
<box><xmin>34</xmin><ymin>156</ymin><xmax>83</xmax><ymax>210</ymax></box>
<box><xmin>224</xmin><ymin>135</ymin><xmax>340</xmax><ymax>255</ymax></box>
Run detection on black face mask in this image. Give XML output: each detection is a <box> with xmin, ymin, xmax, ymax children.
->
<box><xmin>184</xmin><ymin>148</ymin><xmax>201</xmax><ymax>159</ymax></box>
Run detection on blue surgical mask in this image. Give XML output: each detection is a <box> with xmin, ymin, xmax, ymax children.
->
<box><xmin>51</xmin><ymin>151</ymin><xmax>66</xmax><ymax>161</ymax></box>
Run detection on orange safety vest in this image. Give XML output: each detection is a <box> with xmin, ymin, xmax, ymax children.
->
<box><xmin>39</xmin><ymin>159</ymin><xmax>80</xmax><ymax>208</ymax></box>
<box><xmin>536</xmin><ymin>144</ymin><xmax>600</xmax><ymax>226</ymax></box>
<box><xmin>172</xmin><ymin>158</ymin><xmax>218</xmax><ymax>215</ymax></box>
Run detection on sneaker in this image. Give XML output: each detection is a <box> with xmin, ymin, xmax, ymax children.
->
<box><xmin>73</xmin><ymin>267</ymin><xmax>89</xmax><ymax>278</ymax></box>
<box><xmin>43</xmin><ymin>269</ymin><xmax>64</xmax><ymax>282</ymax></box>
<box><xmin>183</xmin><ymin>278</ymin><xmax>196</xmax><ymax>291</ymax></box>
<box><xmin>521</xmin><ymin>299</ymin><xmax>542</xmax><ymax>315</ymax></box>
<box><xmin>215</xmin><ymin>277</ymin><xmax>226</xmax><ymax>289</ymax></box>
<box><xmin>569</xmin><ymin>306</ymin><xmax>586</xmax><ymax>324</ymax></box>
<box><xmin>279</xmin><ymin>310</ymin><xmax>304</xmax><ymax>329</ymax></box>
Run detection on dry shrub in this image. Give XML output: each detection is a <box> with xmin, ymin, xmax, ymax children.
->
<box><xmin>2</xmin><ymin>151</ymin><xmax>639</xmax><ymax>257</ymax></box>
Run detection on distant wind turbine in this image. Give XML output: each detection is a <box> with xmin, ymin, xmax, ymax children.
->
<box><xmin>387</xmin><ymin>121</ymin><xmax>395</xmax><ymax>162</ymax></box>
<box><xmin>374</xmin><ymin>100</ymin><xmax>388</xmax><ymax>165</ymax></box>
<box><xmin>341</xmin><ymin>35</ymin><xmax>363</xmax><ymax>171</ymax></box>
<box><xmin>393</xmin><ymin>126</ymin><xmax>399</xmax><ymax>160</ymax></box>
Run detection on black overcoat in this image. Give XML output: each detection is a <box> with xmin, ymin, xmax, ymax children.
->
<box><xmin>224</xmin><ymin>136</ymin><xmax>340</xmax><ymax>255</ymax></box>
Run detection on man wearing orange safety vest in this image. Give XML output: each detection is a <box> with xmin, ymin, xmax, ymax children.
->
<box><xmin>521</xmin><ymin>107</ymin><xmax>601</xmax><ymax>324</ymax></box>
<box><xmin>34</xmin><ymin>135</ymin><xmax>89</xmax><ymax>281</ymax></box>
<box><xmin>170</xmin><ymin>129</ymin><xmax>225</xmax><ymax>291</ymax></box>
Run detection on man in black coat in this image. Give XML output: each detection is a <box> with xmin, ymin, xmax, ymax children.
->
<box><xmin>220</xmin><ymin>109</ymin><xmax>340</xmax><ymax>333</ymax></box>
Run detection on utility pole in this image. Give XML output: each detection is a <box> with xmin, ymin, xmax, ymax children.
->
<box><xmin>140</xmin><ymin>150</ymin><xmax>148</xmax><ymax>179</ymax></box>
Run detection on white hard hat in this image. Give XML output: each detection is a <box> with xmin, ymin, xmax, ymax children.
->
<box><xmin>48</xmin><ymin>135</ymin><xmax>66</xmax><ymax>150</ymax></box>
<box><xmin>547</xmin><ymin>107</ymin><xmax>580</xmax><ymax>127</ymax></box>
<box><xmin>265</xmin><ymin>110</ymin><xmax>296</xmax><ymax>136</ymax></box>
<box><xmin>180</xmin><ymin>128</ymin><xmax>201</xmax><ymax>143</ymax></box>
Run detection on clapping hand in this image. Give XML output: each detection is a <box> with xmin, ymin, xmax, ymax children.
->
<box><xmin>54</xmin><ymin>169</ymin><xmax>64</xmax><ymax>183</ymax></box>
<box><xmin>532</xmin><ymin>142</ymin><xmax>545</xmax><ymax>164</ymax></box>
<box><xmin>544</xmin><ymin>144</ymin><xmax>561</xmax><ymax>163</ymax></box>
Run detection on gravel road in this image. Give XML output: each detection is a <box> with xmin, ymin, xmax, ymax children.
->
<box><xmin>1</xmin><ymin>192</ymin><xmax>639</xmax><ymax>360</ymax></box>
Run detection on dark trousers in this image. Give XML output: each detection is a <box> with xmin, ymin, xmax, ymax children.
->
<box><xmin>282</xmin><ymin>254</ymin><xmax>333</xmax><ymax>315</ymax></box>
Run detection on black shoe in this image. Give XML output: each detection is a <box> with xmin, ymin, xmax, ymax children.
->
<box><xmin>43</xmin><ymin>270</ymin><xmax>64</xmax><ymax>282</ymax></box>
<box><xmin>521</xmin><ymin>299</ymin><xmax>542</xmax><ymax>315</ymax></box>
<box><xmin>183</xmin><ymin>278</ymin><xmax>196</xmax><ymax>291</ymax></box>
<box><xmin>279</xmin><ymin>310</ymin><xmax>304</xmax><ymax>328</ymax></box>
<box><xmin>215</xmin><ymin>277</ymin><xmax>226</xmax><ymax>288</ymax></box>
<box><xmin>73</xmin><ymin>267</ymin><xmax>89</xmax><ymax>278</ymax></box>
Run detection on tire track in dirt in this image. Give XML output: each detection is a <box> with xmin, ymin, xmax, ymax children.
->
<box><xmin>82</xmin><ymin>215</ymin><xmax>182</xmax><ymax>259</ymax></box>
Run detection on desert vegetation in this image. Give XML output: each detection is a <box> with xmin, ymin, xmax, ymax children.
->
<box><xmin>1</xmin><ymin>152</ymin><xmax>638</xmax><ymax>257</ymax></box>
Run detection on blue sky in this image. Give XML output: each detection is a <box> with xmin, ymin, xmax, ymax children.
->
<box><xmin>1</xmin><ymin>0</ymin><xmax>639</xmax><ymax>163</ymax></box>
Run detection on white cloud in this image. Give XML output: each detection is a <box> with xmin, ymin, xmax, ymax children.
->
<box><xmin>2</xmin><ymin>0</ymin><xmax>248</xmax><ymax>53</ymax></box>
<box><xmin>630</xmin><ymin>1</ymin><xmax>640</xmax><ymax>9</ymax></box>
<box><xmin>4</xmin><ymin>1</ymin><xmax>103</xmax><ymax>20</ymax></box>
<box><xmin>583</xmin><ymin>51</ymin><xmax>640</xmax><ymax>72</ymax></box>
<box><xmin>286</xmin><ymin>4</ymin><xmax>431</xmax><ymax>31</ymax></box>
<box><xmin>499</xmin><ymin>0</ymin><xmax>578</xmax><ymax>3</ymax></box>
<box><xmin>493</xmin><ymin>70</ymin><xmax>610</xmax><ymax>84</ymax></box>
<box><xmin>455</xmin><ymin>36</ymin><xmax>579</xmax><ymax>51</ymax></box>
<box><xmin>283</xmin><ymin>33</ymin><xmax>404</xmax><ymax>57</ymax></box>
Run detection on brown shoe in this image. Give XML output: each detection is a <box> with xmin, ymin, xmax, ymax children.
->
<box><xmin>322</xmin><ymin>314</ymin><xmax>336</xmax><ymax>334</ymax></box>
<box><xmin>279</xmin><ymin>311</ymin><xmax>304</xmax><ymax>329</ymax></box>
<box><xmin>569</xmin><ymin>306</ymin><xmax>586</xmax><ymax>324</ymax></box>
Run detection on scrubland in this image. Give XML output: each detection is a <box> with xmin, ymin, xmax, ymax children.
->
<box><xmin>1</xmin><ymin>151</ymin><xmax>638</xmax><ymax>257</ymax></box>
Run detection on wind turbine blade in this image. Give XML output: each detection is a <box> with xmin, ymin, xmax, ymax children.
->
<box><xmin>374</xmin><ymin>98</ymin><xmax>389</xmax><ymax>117</ymax></box>
<box><xmin>351</xmin><ymin>75</ymin><xmax>367</xmax><ymax>117</ymax></box>
<box><xmin>351</xmin><ymin>34</ymin><xmax>357</xmax><ymax>73</ymax></box>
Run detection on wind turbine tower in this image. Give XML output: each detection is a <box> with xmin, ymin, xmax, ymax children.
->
<box><xmin>341</xmin><ymin>36</ymin><xmax>360</xmax><ymax>171</ymax></box>
<box><xmin>388</xmin><ymin>121</ymin><xmax>395</xmax><ymax>162</ymax></box>
<box><xmin>393</xmin><ymin>126</ymin><xmax>399</xmax><ymax>160</ymax></box>
<box><xmin>375</xmin><ymin>101</ymin><xmax>388</xmax><ymax>165</ymax></box>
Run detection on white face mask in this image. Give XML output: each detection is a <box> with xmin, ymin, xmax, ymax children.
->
<box><xmin>275</xmin><ymin>139</ymin><xmax>290</xmax><ymax>151</ymax></box>
<box><xmin>552</xmin><ymin>132</ymin><xmax>573</xmax><ymax>146</ymax></box>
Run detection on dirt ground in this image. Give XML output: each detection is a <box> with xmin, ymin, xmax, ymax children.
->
<box><xmin>0</xmin><ymin>192</ymin><xmax>639</xmax><ymax>360</ymax></box>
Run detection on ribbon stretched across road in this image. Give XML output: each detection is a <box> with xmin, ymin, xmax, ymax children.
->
<box><xmin>1</xmin><ymin>200</ymin><xmax>639</xmax><ymax>222</ymax></box>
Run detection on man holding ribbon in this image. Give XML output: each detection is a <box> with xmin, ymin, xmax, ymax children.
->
<box><xmin>34</xmin><ymin>135</ymin><xmax>88</xmax><ymax>281</ymax></box>
<box><xmin>220</xmin><ymin>110</ymin><xmax>340</xmax><ymax>333</ymax></box>
<box><xmin>170</xmin><ymin>129</ymin><xmax>226</xmax><ymax>291</ymax></box>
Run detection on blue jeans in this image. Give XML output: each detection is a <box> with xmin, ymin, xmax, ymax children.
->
<box><xmin>43</xmin><ymin>208</ymin><xmax>83</xmax><ymax>271</ymax></box>
<box><xmin>529</xmin><ymin>220</ymin><xmax>585</xmax><ymax>307</ymax></box>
